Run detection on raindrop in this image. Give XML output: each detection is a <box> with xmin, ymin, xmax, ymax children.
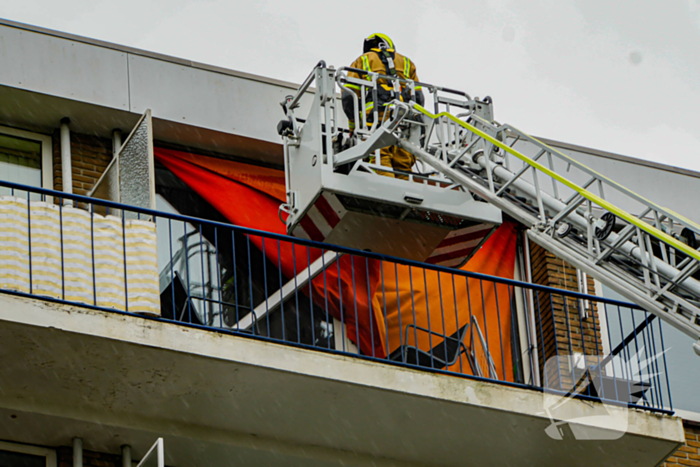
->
<box><xmin>502</xmin><ymin>26</ymin><xmax>515</xmax><ymax>43</ymax></box>
<box><xmin>629</xmin><ymin>51</ymin><xmax>643</xmax><ymax>65</ymax></box>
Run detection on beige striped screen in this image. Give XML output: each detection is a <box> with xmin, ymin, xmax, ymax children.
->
<box><xmin>0</xmin><ymin>196</ymin><xmax>30</xmax><ymax>293</ymax></box>
<box><xmin>124</xmin><ymin>219</ymin><xmax>160</xmax><ymax>315</ymax></box>
<box><xmin>0</xmin><ymin>196</ymin><xmax>160</xmax><ymax>315</ymax></box>
<box><xmin>93</xmin><ymin>214</ymin><xmax>127</xmax><ymax>310</ymax></box>
<box><xmin>62</xmin><ymin>206</ymin><xmax>95</xmax><ymax>304</ymax></box>
<box><xmin>28</xmin><ymin>201</ymin><xmax>62</xmax><ymax>299</ymax></box>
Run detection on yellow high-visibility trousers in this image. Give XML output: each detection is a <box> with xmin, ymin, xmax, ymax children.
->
<box><xmin>370</xmin><ymin>146</ymin><xmax>416</xmax><ymax>180</ymax></box>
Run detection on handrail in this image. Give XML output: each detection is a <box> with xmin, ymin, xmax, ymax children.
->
<box><xmin>411</xmin><ymin>104</ymin><xmax>700</xmax><ymax>264</ymax></box>
<box><xmin>0</xmin><ymin>178</ymin><xmax>673</xmax><ymax>413</ymax></box>
<box><xmin>0</xmin><ymin>178</ymin><xmax>644</xmax><ymax>308</ymax></box>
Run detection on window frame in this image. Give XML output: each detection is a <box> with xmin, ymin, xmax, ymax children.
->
<box><xmin>0</xmin><ymin>125</ymin><xmax>53</xmax><ymax>190</ymax></box>
<box><xmin>0</xmin><ymin>440</ymin><xmax>57</xmax><ymax>467</ymax></box>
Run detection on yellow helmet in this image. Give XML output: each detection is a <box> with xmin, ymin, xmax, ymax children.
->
<box><xmin>363</xmin><ymin>33</ymin><xmax>394</xmax><ymax>53</ymax></box>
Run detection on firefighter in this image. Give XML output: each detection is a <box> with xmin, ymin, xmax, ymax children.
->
<box><xmin>342</xmin><ymin>33</ymin><xmax>424</xmax><ymax>180</ymax></box>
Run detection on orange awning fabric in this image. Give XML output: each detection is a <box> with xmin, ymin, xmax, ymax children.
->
<box><xmin>154</xmin><ymin>148</ymin><xmax>518</xmax><ymax>372</ymax></box>
<box><xmin>155</xmin><ymin>148</ymin><xmax>387</xmax><ymax>357</ymax></box>
<box><xmin>374</xmin><ymin>221</ymin><xmax>519</xmax><ymax>381</ymax></box>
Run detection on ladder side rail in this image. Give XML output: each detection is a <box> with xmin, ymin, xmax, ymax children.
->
<box><xmin>504</xmin><ymin>126</ymin><xmax>700</xmax><ymax>236</ymax></box>
<box><xmin>411</xmin><ymin>104</ymin><xmax>700</xmax><ymax>266</ymax></box>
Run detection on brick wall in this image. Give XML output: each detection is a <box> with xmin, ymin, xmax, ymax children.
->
<box><xmin>662</xmin><ymin>421</ymin><xmax>700</xmax><ymax>467</ymax></box>
<box><xmin>57</xmin><ymin>446</ymin><xmax>121</xmax><ymax>467</ymax></box>
<box><xmin>529</xmin><ymin>241</ymin><xmax>603</xmax><ymax>390</ymax></box>
<box><xmin>52</xmin><ymin>131</ymin><xmax>113</xmax><ymax>196</ymax></box>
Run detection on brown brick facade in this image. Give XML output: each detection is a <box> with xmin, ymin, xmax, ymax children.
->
<box><xmin>662</xmin><ymin>421</ymin><xmax>700</xmax><ymax>467</ymax></box>
<box><xmin>56</xmin><ymin>446</ymin><xmax>121</xmax><ymax>467</ymax></box>
<box><xmin>529</xmin><ymin>241</ymin><xmax>603</xmax><ymax>390</ymax></box>
<box><xmin>52</xmin><ymin>131</ymin><xmax>113</xmax><ymax>196</ymax></box>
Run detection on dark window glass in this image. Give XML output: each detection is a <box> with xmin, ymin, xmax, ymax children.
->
<box><xmin>0</xmin><ymin>450</ymin><xmax>46</xmax><ymax>467</ymax></box>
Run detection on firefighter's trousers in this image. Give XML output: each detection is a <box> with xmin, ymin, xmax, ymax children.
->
<box><xmin>370</xmin><ymin>145</ymin><xmax>416</xmax><ymax>180</ymax></box>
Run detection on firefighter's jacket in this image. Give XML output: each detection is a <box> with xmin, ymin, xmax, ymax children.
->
<box><xmin>343</xmin><ymin>48</ymin><xmax>423</xmax><ymax>129</ymax></box>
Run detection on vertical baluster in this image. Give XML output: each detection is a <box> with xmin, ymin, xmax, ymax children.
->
<box><xmin>262</xmin><ymin>237</ymin><xmax>270</xmax><ymax>337</ymax></box>
<box><xmin>534</xmin><ymin>291</ymin><xmax>547</xmax><ymax>388</ymax></box>
<box><xmin>602</xmin><ymin>303</ymin><xmax>620</xmax><ymax>402</ymax></box>
<box><xmin>91</xmin><ymin>204</ymin><xmax>97</xmax><ymax>306</ymax></box>
<box><xmin>590</xmin><ymin>299</ymin><xmax>606</xmax><ymax>402</ymax></box>
<box><xmin>658</xmin><ymin>320</ymin><xmax>673</xmax><ymax>410</ymax></box>
<box><xmin>231</xmin><ymin>230</ymin><xmax>240</xmax><ymax>328</ymax></box>
<box><xmin>629</xmin><ymin>310</ymin><xmax>645</xmax><ymax>406</ymax></box>
<box><xmin>436</xmin><ymin>271</ymin><xmax>448</xmax><ymax>371</ymax></box>
<box><xmin>246</xmin><ymin>234</ymin><xmax>254</xmax><ymax>335</ymax></box>
<box><xmin>336</xmin><ymin>257</ymin><xmax>345</xmax><ymax>353</ymax></box>
<box><xmin>198</xmin><ymin>225</ymin><xmax>207</xmax><ymax>324</ymax></box>
<box><xmin>214</xmin><ymin>228</ymin><xmax>223</xmax><ymax>329</ymax></box>
<box><xmin>647</xmin><ymin>312</ymin><xmax>662</xmax><ymax>409</ymax></box>
<box><xmin>276</xmin><ymin>240</ymin><xmax>285</xmax><ymax>342</ymax></box>
<box><xmin>365</xmin><ymin>256</ymin><xmax>375</xmax><ymax>358</ymax></box>
<box><xmin>422</xmin><ymin>268</ymin><xmax>435</xmax><ymax>368</ymax></box>
<box><xmin>351</xmin><ymin>256</ymin><xmax>360</xmax><ymax>353</ymax></box>
<box><xmin>28</xmin><ymin>193</ymin><xmax>33</xmax><ymax>294</ymax></box>
<box><xmin>548</xmin><ymin>292</ymin><xmax>563</xmax><ymax>390</ymax></box>
<box><xmin>307</xmin><ymin>246</ymin><xmax>315</xmax><ymax>347</ymax></box>
<box><xmin>292</xmin><ymin>243</ymin><xmax>301</xmax><ymax>344</ymax></box>
<box><xmin>183</xmin><ymin>223</ymin><xmax>192</xmax><ymax>322</ymax></box>
<box><xmin>121</xmin><ymin>210</ymin><xmax>128</xmax><ymax>312</ymax></box>
<box><xmin>380</xmin><ymin>260</ymin><xmax>389</xmax><ymax>359</ymax></box>
<box><xmin>408</xmin><ymin>266</ymin><xmax>419</xmax><ymax>366</ymax></box>
<box><xmin>494</xmin><ymin>282</ymin><xmax>506</xmax><ymax>381</ymax></box>
<box><xmin>321</xmin><ymin>250</ymin><xmax>331</xmax><ymax>349</ymax></box>
<box><xmin>617</xmin><ymin>306</ymin><xmax>634</xmax><ymax>406</ymax></box>
<box><xmin>168</xmin><ymin>219</ymin><xmax>176</xmax><ymax>320</ymax></box>
<box><xmin>451</xmin><ymin>274</ymin><xmax>464</xmax><ymax>374</ymax></box>
<box><xmin>395</xmin><ymin>262</ymin><xmax>404</xmax><ymax>362</ymax></box>
<box><xmin>479</xmin><ymin>280</ymin><xmax>492</xmax><ymax>378</ymax></box>
<box><xmin>59</xmin><ymin>198</ymin><xmax>65</xmax><ymax>299</ymax></box>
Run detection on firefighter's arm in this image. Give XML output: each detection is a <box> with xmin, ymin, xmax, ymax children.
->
<box><xmin>342</xmin><ymin>56</ymin><xmax>365</xmax><ymax>126</ymax></box>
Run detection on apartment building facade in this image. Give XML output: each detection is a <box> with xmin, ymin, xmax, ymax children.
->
<box><xmin>0</xmin><ymin>18</ymin><xmax>698</xmax><ymax>466</ymax></box>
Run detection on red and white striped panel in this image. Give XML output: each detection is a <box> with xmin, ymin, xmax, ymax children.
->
<box><xmin>292</xmin><ymin>192</ymin><xmax>346</xmax><ymax>242</ymax></box>
<box><xmin>426</xmin><ymin>223</ymin><xmax>496</xmax><ymax>268</ymax></box>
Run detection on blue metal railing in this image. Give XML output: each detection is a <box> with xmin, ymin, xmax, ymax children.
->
<box><xmin>0</xmin><ymin>180</ymin><xmax>673</xmax><ymax>413</ymax></box>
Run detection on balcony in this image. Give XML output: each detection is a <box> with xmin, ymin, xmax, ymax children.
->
<box><xmin>0</xmin><ymin>180</ymin><xmax>684</xmax><ymax>466</ymax></box>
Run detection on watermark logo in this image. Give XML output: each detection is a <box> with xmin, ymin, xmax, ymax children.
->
<box><xmin>541</xmin><ymin>347</ymin><xmax>666</xmax><ymax>440</ymax></box>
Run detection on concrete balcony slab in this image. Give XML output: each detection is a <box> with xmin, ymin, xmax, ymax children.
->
<box><xmin>0</xmin><ymin>293</ymin><xmax>684</xmax><ymax>466</ymax></box>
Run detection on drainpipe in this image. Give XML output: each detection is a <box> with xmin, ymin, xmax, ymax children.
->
<box><xmin>60</xmin><ymin>118</ymin><xmax>73</xmax><ymax>205</ymax></box>
<box><xmin>121</xmin><ymin>445</ymin><xmax>131</xmax><ymax>467</ymax></box>
<box><xmin>72</xmin><ymin>438</ymin><xmax>83</xmax><ymax>467</ymax></box>
<box><xmin>113</xmin><ymin>129</ymin><xmax>122</xmax><ymax>157</ymax></box>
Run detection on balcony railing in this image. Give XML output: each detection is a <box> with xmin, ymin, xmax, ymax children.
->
<box><xmin>0</xmin><ymin>180</ymin><xmax>673</xmax><ymax>413</ymax></box>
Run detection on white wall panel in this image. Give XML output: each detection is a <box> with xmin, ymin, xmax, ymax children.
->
<box><xmin>0</xmin><ymin>26</ymin><xmax>129</xmax><ymax>110</ymax></box>
<box><xmin>128</xmin><ymin>55</ymin><xmax>313</xmax><ymax>144</ymax></box>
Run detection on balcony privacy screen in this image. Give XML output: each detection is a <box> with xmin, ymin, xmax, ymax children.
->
<box><xmin>155</xmin><ymin>148</ymin><xmax>518</xmax><ymax>378</ymax></box>
<box><xmin>0</xmin><ymin>196</ymin><xmax>160</xmax><ymax>314</ymax></box>
<box><xmin>90</xmin><ymin>110</ymin><xmax>155</xmax><ymax>216</ymax></box>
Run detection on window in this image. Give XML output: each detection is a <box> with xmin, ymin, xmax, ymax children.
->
<box><xmin>0</xmin><ymin>441</ymin><xmax>56</xmax><ymax>467</ymax></box>
<box><xmin>0</xmin><ymin>126</ymin><xmax>53</xmax><ymax>195</ymax></box>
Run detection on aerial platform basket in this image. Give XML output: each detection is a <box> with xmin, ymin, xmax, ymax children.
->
<box><xmin>279</xmin><ymin>63</ymin><xmax>502</xmax><ymax>267</ymax></box>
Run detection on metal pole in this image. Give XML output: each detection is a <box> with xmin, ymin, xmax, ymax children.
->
<box><xmin>60</xmin><ymin>118</ymin><xmax>72</xmax><ymax>195</ymax></box>
<box><xmin>72</xmin><ymin>438</ymin><xmax>83</xmax><ymax>467</ymax></box>
<box><xmin>113</xmin><ymin>129</ymin><xmax>122</xmax><ymax>156</ymax></box>
<box><xmin>121</xmin><ymin>445</ymin><xmax>131</xmax><ymax>467</ymax></box>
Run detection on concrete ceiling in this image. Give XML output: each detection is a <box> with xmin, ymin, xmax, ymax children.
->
<box><xmin>0</xmin><ymin>85</ymin><xmax>283</xmax><ymax>167</ymax></box>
